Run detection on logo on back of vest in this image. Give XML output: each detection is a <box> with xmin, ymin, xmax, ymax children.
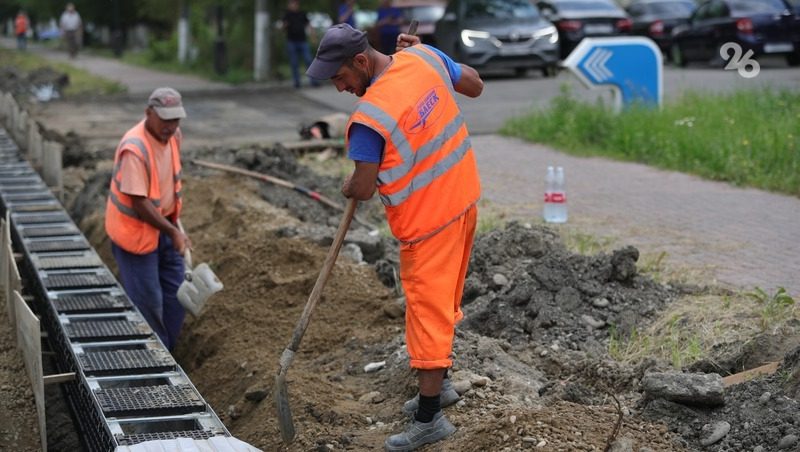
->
<box><xmin>404</xmin><ymin>86</ymin><xmax>447</xmax><ymax>134</ymax></box>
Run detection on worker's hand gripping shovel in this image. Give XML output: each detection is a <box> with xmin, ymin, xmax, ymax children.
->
<box><xmin>274</xmin><ymin>198</ymin><xmax>357</xmax><ymax>443</ymax></box>
<box><xmin>176</xmin><ymin>220</ymin><xmax>224</xmax><ymax>317</ymax></box>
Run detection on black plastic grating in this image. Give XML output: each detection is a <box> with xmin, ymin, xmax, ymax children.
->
<box><xmin>21</xmin><ymin>224</ymin><xmax>79</xmax><ymax>237</ymax></box>
<box><xmin>34</xmin><ymin>254</ymin><xmax>103</xmax><ymax>269</ymax></box>
<box><xmin>1</xmin><ymin>185</ymin><xmax>47</xmax><ymax>194</ymax></box>
<box><xmin>4</xmin><ymin>192</ymin><xmax>55</xmax><ymax>202</ymax></box>
<box><xmin>116</xmin><ymin>430</ymin><xmax>219</xmax><ymax>446</ymax></box>
<box><xmin>0</xmin><ymin>178</ymin><xmax>42</xmax><ymax>186</ymax></box>
<box><xmin>95</xmin><ymin>384</ymin><xmax>205</xmax><ymax>417</ymax></box>
<box><xmin>42</xmin><ymin>272</ymin><xmax>117</xmax><ymax>289</ymax></box>
<box><xmin>9</xmin><ymin>200</ymin><xmax>62</xmax><ymax>211</ymax></box>
<box><xmin>65</xmin><ymin>320</ymin><xmax>151</xmax><ymax>341</ymax></box>
<box><xmin>14</xmin><ymin>212</ymin><xmax>70</xmax><ymax>224</ymax></box>
<box><xmin>27</xmin><ymin>238</ymin><xmax>90</xmax><ymax>252</ymax></box>
<box><xmin>52</xmin><ymin>293</ymin><xmax>131</xmax><ymax>313</ymax></box>
<box><xmin>0</xmin><ymin>170</ymin><xmax>35</xmax><ymax>177</ymax></box>
<box><xmin>79</xmin><ymin>349</ymin><xmax>175</xmax><ymax>376</ymax></box>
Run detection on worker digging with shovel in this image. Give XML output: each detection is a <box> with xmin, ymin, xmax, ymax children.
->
<box><xmin>306</xmin><ymin>24</ymin><xmax>484</xmax><ymax>451</ymax></box>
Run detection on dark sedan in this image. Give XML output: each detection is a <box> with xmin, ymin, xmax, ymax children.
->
<box><xmin>536</xmin><ymin>0</ymin><xmax>633</xmax><ymax>59</ymax></box>
<box><xmin>626</xmin><ymin>0</ymin><xmax>696</xmax><ymax>56</ymax></box>
<box><xmin>671</xmin><ymin>0</ymin><xmax>800</xmax><ymax>67</ymax></box>
<box><xmin>434</xmin><ymin>0</ymin><xmax>561</xmax><ymax>77</ymax></box>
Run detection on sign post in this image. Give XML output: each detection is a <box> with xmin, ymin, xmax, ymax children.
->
<box><xmin>563</xmin><ymin>37</ymin><xmax>663</xmax><ymax>112</ymax></box>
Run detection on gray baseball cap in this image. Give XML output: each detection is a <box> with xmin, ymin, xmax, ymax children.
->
<box><xmin>307</xmin><ymin>24</ymin><xmax>368</xmax><ymax>80</ymax></box>
<box><xmin>148</xmin><ymin>87</ymin><xmax>186</xmax><ymax>120</ymax></box>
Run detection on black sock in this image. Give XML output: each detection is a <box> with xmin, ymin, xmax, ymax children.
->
<box><xmin>415</xmin><ymin>394</ymin><xmax>440</xmax><ymax>423</ymax></box>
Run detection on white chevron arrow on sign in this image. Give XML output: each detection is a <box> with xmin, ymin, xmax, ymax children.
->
<box><xmin>583</xmin><ymin>48</ymin><xmax>613</xmax><ymax>82</ymax></box>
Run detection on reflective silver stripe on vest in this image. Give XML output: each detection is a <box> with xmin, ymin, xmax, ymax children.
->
<box><xmin>404</xmin><ymin>47</ymin><xmax>455</xmax><ymax>93</ymax></box>
<box><xmin>175</xmin><ymin>189</ymin><xmax>182</xmax><ymax>199</ymax></box>
<box><xmin>379</xmin><ymin>136</ymin><xmax>472</xmax><ymax>207</ymax></box>
<box><xmin>118</xmin><ymin>137</ymin><xmax>151</xmax><ymax>175</ymax></box>
<box><xmin>174</xmin><ymin>169</ymin><xmax>182</xmax><ymax>182</ymax></box>
<box><xmin>109</xmin><ymin>190</ymin><xmax>141</xmax><ymax>220</ymax></box>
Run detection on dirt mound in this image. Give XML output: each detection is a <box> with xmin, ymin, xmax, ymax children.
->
<box><xmin>462</xmin><ymin>222</ymin><xmax>678</xmax><ymax>354</ymax></box>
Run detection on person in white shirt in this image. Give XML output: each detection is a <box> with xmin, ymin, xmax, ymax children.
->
<box><xmin>59</xmin><ymin>3</ymin><xmax>82</xmax><ymax>58</ymax></box>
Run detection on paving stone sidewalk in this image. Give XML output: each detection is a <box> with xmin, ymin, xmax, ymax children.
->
<box><xmin>473</xmin><ymin>135</ymin><xmax>799</xmax><ymax>296</ymax></box>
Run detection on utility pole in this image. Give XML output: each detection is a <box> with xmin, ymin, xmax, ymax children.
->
<box><xmin>213</xmin><ymin>5</ymin><xmax>227</xmax><ymax>75</ymax></box>
<box><xmin>254</xmin><ymin>0</ymin><xmax>270</xmax><ymax>81</ymax></box>
<box><xmin>178</xmin><ymin>0</ymin><xmax>190</xmax><ymax>64</ymax></box>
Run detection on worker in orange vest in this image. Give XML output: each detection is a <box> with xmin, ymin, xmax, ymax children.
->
<box><xmin>15</xmin><ymin>10</ymin><xmax>29</xmax><ymax>51</ymax></box>
<box><xmin>307</xmin><ymin>24</ymin><xmax>484</xmax><ymax>451</ymax></box>
<box><xmin>105</xmin><ymin>87</ymin><xmax>191</xmax><ymax>351</ymax></box>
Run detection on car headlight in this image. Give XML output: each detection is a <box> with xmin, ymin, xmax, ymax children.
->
<box><xmin>461</xmin><ymin>29</ymin><xmax>492</xmax><ymax>47</ymax></box>
<box><xmin>533</xmin><ymin>25</ymin><xmax>558</xmax><ymax>44</ymax></box>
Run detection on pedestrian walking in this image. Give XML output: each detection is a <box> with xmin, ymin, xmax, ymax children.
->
<box><xmin>375</xmin><ymin>0</ymin><xmax>403</xmax><ymax>54</ymax></box>
<box><xmin>282</xmin><ymin>0</ymin><xmax>319</xmax><ymax>88</ymax></box>
<box><xmin>15</xmin><ymin>10</ymin><xmax>29</xmax><ymax>51</ymax></box>
<box><xmin>307</xmin><ymin>24</ymin><xmax>484</xmax><ymax>451</ymax></box>
<box><xmin>105</xmin><ymin>87</ymin><xmax>191</xmax><ymax>351</ymax></box>
<box><xmin>338</xmin><ymin>0</ymin><xmax>357</xmax><ymax>27</ymax></box>
<box><xmin>59</xmin><ymin>3</ymin><xmax>82</xmax><ymax>58</ymax></box>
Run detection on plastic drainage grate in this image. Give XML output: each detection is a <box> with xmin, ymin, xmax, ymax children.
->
<box><xmin>1</xmin><ymin>185</ymin><xmax>47</xmax><ymax>194</ymax></box>
<box><xmin>79</xmin><ymin>349</ymin><xmax>175</xmax><ymax>376</ymax></box>
<box><xmin>42</xmin><ymin>272</ymin><xmax>117</xmax><ymax>289</ymax></box>
<box><xmin>65</xmin><ymin>320</ymin><xmax>151</xmax><ymax>341</ymax></box>
<box><xmin>3</xmin><ymin>192</ymin><xmax>56</xmax><ymax>202</ymax></box>
<box><xmin>9</xmin><ymin>200</ymin><xmax>62</xmax><ymax>212</ymax></box>
<box><xmin>116</xmin><ymin>430</ymin><xmax>218</xmax><ymax>446</ymax></box>
<box><xmin>14</xmin><ymin>212</ymin><xmax>70</xmax><ymax>224</ymax></box>
<box><xmin>95</xmin><ymin>385</ymin><xmax>205</xmax><ymax>417</ymax></box>
<box><xmin>34</xmin><ymin>254</ymin><xmax>103</xmax><ymax>269</ymax></box>
<box><xmin>21</xmin><ymin>224</ymin><xmax>79</xmax><ymax>238</ymax></box>
<box><xmin>52</xmin><ymin>293</ymin><xmax>130</xmax><ymax>313</ymax></box>
<box><xmin>27</xmin><ymin>238</ymin><xmax>90</xmax><ymax>252</ymax></box>
<box><xmin>0</xmin><ymin>177</ymin><xmax>42</xmax><ymax>186</ymax></box>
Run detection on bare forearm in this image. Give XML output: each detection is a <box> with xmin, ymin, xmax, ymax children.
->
<box><xmin>455</xmin><ymin>64</ymin><xmax>483</xmax><ymax>98</ymax></box>
<box><xmin>131</xmin><ymin>196</ymin><xmax>179</xmax><ymax>236</ymax></box>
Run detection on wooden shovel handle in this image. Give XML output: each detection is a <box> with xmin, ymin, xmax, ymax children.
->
<box><xmin>176</xmin><ymin>219</ymin><xmax>192</xmax><ymax>271</ymax></box>
<box><xmin>287</xmin><ymin>198</ymin><xmax>357</xmax><ymax>352</ymax></box>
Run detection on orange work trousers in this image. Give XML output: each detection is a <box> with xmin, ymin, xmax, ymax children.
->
<box><xmin>400</xmin><ymin>205</ymin><xmax>477</xmax><ymax>370</ymax></box>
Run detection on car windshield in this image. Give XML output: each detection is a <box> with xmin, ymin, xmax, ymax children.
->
<box><xmin>729</xmin><ymin>0</ymin><xmax>790</xmax><ymax>13</ymax></box>
<box><xmin>402</xmin><ymin>5</ymin><xmax>446</xmax><ymax>21</ymax></box>
<box><xmin>554</xmin><ymin>1</ymin><xmax>620</xmax><ymax>12</ymax></box>
<box><xmin>465</xmin><ymin>0</ymin><xmax>541</xmax><ymax>19</ymax></box>
<box><xmin>649</xmin><ymin>1</ymin><xmax>695</xmax><ymax>15</ymax></box>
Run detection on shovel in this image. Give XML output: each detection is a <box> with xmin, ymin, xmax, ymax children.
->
<box><xmin>176</xmin><ymin>220</ymin><xmax>224</xmax><ymax>317</ymax></box>
<box><xmin>274</xmin><ymin>198</ymin><xmax>357</xmax><ymax>443</ymax></box>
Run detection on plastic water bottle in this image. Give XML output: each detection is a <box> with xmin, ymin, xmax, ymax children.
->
<box><xmin>551</xmin><ymin>166</ymin><xmax>568</xmax><ymax>223</ymax></box>
<box><xmin>543</xmin><ymin>166</ymin><xmax>556</xmax><ymax>222</ymax></box>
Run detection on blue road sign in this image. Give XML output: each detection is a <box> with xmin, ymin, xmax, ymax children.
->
<box><xmin>563</xmin><ymin>37</ymin><xmax>663</xmax><ymax>112</ymax></box>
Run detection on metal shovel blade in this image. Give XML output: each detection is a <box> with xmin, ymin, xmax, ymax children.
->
<box><xmin>177</xmin><ymin>263</ymin><xmax>223</xmax><ymax>316</ymax></box>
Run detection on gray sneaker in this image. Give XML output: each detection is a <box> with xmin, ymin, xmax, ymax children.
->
<box><xmin>384</xmin><ymin>411</ymin><xmax>456</xmax><ymax>451</ymax></box>
<box><xmin>402</xmin><ymin>378</ymin><xmax>460</xmax><ymax>415</ymax></box>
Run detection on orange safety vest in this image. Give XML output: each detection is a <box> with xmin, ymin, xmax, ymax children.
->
<box><xmin>346</xmin><ymin>45</ymin><xmax>480</xmax><ymax>243</ymax></box>
<box><xmin>105</xmin><ymin>120</ymin><xmax>183</xmax><ymax>254</ymax></box>
<box><xmin>15</xmin><ymin>15</ymin><xmax>28</xmax><ymax>35</ymax></box>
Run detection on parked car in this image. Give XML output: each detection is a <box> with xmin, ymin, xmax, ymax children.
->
<box><xmin>536</xmin><ymin>0</ymin><xmax>633</xmax><ymax>59</ymax></box>
<box><xmin>433</xmin><ymin>0</ymin><xmax>560</xmax><ymax>77</ymax></box>
<box><xmin>626</xmin><ymin>0</ymin><xmax>696</xmax><ymax>56</ymax></box>
<box><xmin>395</xmin><ymin>0</ymin><xmax>448</xmax><ymax>45</ymax></box>
<box><xmin>670</xmin><ymin>0</ymin><xmax>800</xmax><ymax>67</ymax></box>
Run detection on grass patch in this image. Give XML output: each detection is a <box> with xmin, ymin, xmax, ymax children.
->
<box><xmin>608</xmin><ymin>289</ymin><xmax>799</xmax><ymax>369</ymax></box>
<box><xmin>0</xmin><ymin>48</ymin><xmax>124</xmax><ymax>96</ymax></box>
<box><xmin>501</xmin><ymin>85</ymin><xmax>800</xmax><ymax>196</ymax></box>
